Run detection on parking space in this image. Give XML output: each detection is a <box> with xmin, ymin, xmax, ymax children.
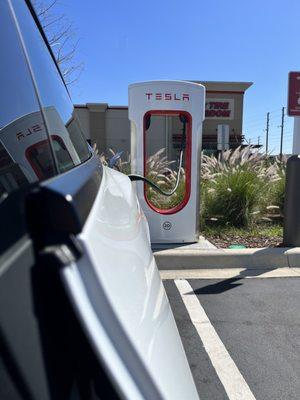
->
<box><xmin>163</xmin><ymin>273</ymin><xmax>300</xmax><ymax>400</ymax></box>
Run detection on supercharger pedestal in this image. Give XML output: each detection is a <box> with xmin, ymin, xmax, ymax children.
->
<box><xmin>129</xmin><ymin>80</ymin><xmax>205</xmax><ymax>244</ymax></box>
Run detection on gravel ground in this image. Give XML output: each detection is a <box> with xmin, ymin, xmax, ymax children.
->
<box><xmin>205</xmin><ymin>234</ymin><xmax>283</xmax><ymax>248</ymax></box>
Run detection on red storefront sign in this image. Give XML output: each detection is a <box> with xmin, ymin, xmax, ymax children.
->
<box><xmin>205</xmin><ymin>99</ymin><xmax>234</xmax><ymax>120</ymax></box>
<box><xmin>288</xmin><ymin>72</ymin><xmax>300</xmax><ymax>116</ymax></box>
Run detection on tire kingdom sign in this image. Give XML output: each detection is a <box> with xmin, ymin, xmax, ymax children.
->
<box><xmin>288</xmin><ymin>72</ymin><xmax>300</xmax><ymax>116</ymax></box>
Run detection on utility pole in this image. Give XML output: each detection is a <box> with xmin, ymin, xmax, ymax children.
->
<box><xmin>279</xmin><ymin>107</ymin><xmax>285</xmax><ymax>161</ymax></box>
<box><xmin>265</xmin><ymin>112</ymin><xmax>270</xmax><ymax>155</ymax></box>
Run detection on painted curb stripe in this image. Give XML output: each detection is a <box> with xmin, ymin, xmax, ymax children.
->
<box><xmin>161</xmin><ymin>268</ymin><xmax>300</xmax><ymax>280</ymax></box>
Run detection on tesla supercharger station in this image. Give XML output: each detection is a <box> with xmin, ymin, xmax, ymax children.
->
<box><xmin>128</xmin><ymin>80</ymin><xmax>205</xmax><ymax>244</ymax></box>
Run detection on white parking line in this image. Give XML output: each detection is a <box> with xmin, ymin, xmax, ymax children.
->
<box><xmin>161</xmin><ymin>267</ymin><xmax>300</xmax><ymax>280</ymax></box>
<box><xmin>175</xmin><ymin>279</ymin><xmax>256</xmax><ymax>400</ymax></box>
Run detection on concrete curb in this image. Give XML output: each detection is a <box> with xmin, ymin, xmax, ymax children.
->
<box><xmin>154</xmin><ymin>247</ymin><xmax>300</xmax><ymax>270</ymax></box>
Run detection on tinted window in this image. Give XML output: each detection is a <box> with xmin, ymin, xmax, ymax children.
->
<box><xmin>0</xmin><ymin>0</ymin><xmax>57</xmax><ymax>251</ymax></box>
<box><xmin>11</xmin><ymin>0</ymin><xmax>91</xmax><ymax>174</ymax></box>
<box><xmin>0</xmin><ymin>1</ymin><xmax>57</xmax><ymax>195</ymax></box>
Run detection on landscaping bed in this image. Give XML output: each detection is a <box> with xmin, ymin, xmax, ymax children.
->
<box><xmin>102</xmin><ymin>146</ymin><xmax>287</xmax><ymax>250</ymax></box>
<box><xmin>202</xmin><ymin>224</ymin><xmax>283</xmax><ymax>249</ymax></box>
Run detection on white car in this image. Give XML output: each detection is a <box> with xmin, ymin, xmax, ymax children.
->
<box><xmin>0</xmin><ymin>1</ymin><xmax>199</xmax><ymax>399</ymax></box>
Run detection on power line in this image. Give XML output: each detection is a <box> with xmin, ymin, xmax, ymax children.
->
<box><xmin>245</xmin><ymin>114</ymin><xmax>285</xmax><ymax>130</ymax></box>
<box><xmin>244</xmin><ymin>109</ymin><xmax>283</xmax><ymax>125</ymax></box>
<box><xmin>245</xmin><ymin>107</ymin><xmax>282</xmax><ymax>121</ymax></box>
<box><xmin>243</xmin><ymin>107</ymin><xmax>294</xmax><ymax>156</ymax></box>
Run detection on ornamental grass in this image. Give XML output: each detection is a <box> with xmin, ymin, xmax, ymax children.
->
<box><xmin>100</xmin><ymin>145</ymin><xmax>286</xmax><ymax>228</ymax></box>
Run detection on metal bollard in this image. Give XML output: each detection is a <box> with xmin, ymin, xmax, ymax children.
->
<box><xmin>283</xmin><ymin>155</ymin><xmax>300</xmax><ymax>246</ymax></box>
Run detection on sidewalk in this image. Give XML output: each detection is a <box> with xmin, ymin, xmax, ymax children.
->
<box><xmin>153</xmin><ymin>237</ymin><xmax>300</xmax><ymax>270</ymax></box>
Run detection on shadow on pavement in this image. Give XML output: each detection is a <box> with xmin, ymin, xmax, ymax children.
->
<box><xmin>188</xmin><ymin>266</ymin><xmax>278</xmax><ymax>295</ymax></box>
<box><xmin>192</xmin><ymin>277</ymin><xmax>242</xmax><ymax>295</ymax></box>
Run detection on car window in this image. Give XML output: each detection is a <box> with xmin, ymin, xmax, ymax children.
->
<box><xmin>10</xmin><ymin>0</ymin><xmax>91</xmax><ymax>174</ymax></box>
<box><xmin>0</xmin><ymin>0</ymin><xmax>58</xmax><ymax>253</ymax></box>
<box><xmin>0</xmin><ymin>0</ymin><xmax>57</xmax><ymax>199</ymax></box>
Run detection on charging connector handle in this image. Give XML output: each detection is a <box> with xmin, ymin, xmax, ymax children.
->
<box><xmin>128</xmin><ymin>150</ymin><xmax>183</xmax><ymax>197</ymax></box>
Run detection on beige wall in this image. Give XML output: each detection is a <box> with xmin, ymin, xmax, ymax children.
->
<box><xmin>74</xmin><ymin>107</ymin><xmax>90</xmax><ymax>139</ymax></box>
<box><xmin>74</xmin><ymin>81</ymin><xmax>252</xmax><ymax>154</ymax></box>
<box><xmin>86</xmin><ymin>103</ymin><xmax>107</xmax><ymax>151</ymax></box>
<box><xmin>106</xmin><ymin>109</ymin><xmax>131</xmax><ymax>154</ymax></box>
<box><xmin>204</xmin><ymin>92</ymin><xmax>244</xmax><ymax>136</ymax></box>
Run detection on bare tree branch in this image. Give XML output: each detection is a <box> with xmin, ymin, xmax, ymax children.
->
<box><xmin>32</xmin><ymin>0</ymin><xmax>83</xmax><ymax>87</ymax></box>
<box><xmin>42</xmin><ymin>14</ymin><xmax>65</xmax><ymax>29</ymax></box>
<box><xmin>34</xmin><ymin>0</ymin><xmax>57</xmax><ymax>17</ymax></box>
<box><xmin>62</xmin><ymin>62</ymin><xmax>84</xmax><ymax>86</ymax></box>
<box><xmin>47</xmin><ymin>24</ymin><xmax>72</xmax><ymax>44</ymax></box>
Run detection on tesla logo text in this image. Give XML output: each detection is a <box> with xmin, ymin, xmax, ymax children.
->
<box><xmin>145</xmin><ymin>93</ymin><xmax>190</xmax><ymax>101</ymax></box>
<box><xmin>16</xmin><ymin>124</ymin><xmax>43</xmax><ymax>141</ymax></box>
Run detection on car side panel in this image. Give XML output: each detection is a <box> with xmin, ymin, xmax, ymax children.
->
<box><xmin>77</xmin><ymin>166</ymin><xmax>199</xmax><ymax>400</ymax></box>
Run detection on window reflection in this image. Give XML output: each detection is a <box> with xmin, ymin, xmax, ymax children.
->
<box><xmin>0</xmin><ymin>1</ymin><xmax>55</xmax><ymax>199</ymax></box>
<box><xmin>11</xmin><ymin>0</ymin><xmax>91</xmax><ymax>174</ymax></box>
<box><xmin>0</xmin><ymin>111</ymin><xmax>56</xmax><ymax>194</ymax></box>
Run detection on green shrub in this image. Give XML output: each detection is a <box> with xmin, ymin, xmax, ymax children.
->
<box><xmin>273</xmin><ymin>175</ymin><xmax>286</xmax><ymax>214</ymax></box>
<box><xmin>265</xmin><ymin>164</ymin><xmax>286</xmax><ymax>216</ymax></box>
<box><xmin>200</xmin><ymin>147</ymin><xmax>286</xmax><ymax>227</ymax></box>
<box><xmin>202</xmin><ymin>167</ymin><xmax>264</xmax><ymax>227</ymax></box>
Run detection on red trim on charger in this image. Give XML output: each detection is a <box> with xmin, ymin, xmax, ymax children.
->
<box><xmin>143</xmin><ymin>110</ymin><xmax>192</xmax><ymax>215</ymax></box>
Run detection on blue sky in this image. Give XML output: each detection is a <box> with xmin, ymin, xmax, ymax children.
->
<box><xmin>58</xmin><ymin>0</ymin><xmax>299</xmax><ymax>154</ymax></box>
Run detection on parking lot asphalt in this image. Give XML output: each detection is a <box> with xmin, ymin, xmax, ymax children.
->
<box><xmin>163</xmin><ymin>274</ymin><xmax>300</xmax><ymax>400</ymax></box>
